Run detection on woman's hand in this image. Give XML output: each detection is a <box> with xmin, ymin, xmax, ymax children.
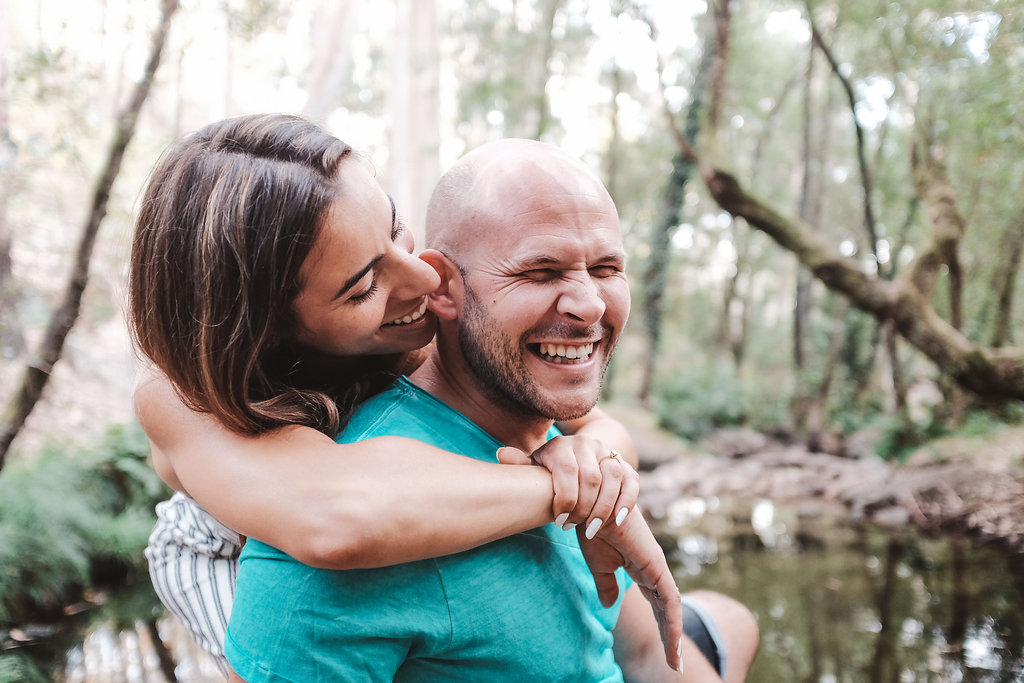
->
<box><xmin>497</xmin><ymin>434</ymin><xmax>639</xmax><ymax>539</ymax></box>
<box><xmin>577</xmin><ymin>507</ymin><xmax>683</xmax><ymax>672</ymax></box>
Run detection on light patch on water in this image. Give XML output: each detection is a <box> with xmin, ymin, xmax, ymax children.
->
<box><xmin>963</xmin><ymin>619</ymin><xmax>1007</xmax><ymax>671</ymax></box>
<box><xmin>666</xmin><ymin>497</ymin><xmax>708</xmax><ymax>528</ymax></box>
<box><xmin>63</xmin><ymin>616</ymin><xmax>222</xmax><ymax>682</ymax></box>
<box><xmin>675</xmin><ymin>533</ymin><xmax>719</xmax><ymax>575</ymax></box>
<box><xmin>751</xmin><ymin>499</ymin><xmax>791</xmax><ymax>548</ymax></box>
<box><xmin>900</xmin><ymin>618</ymin><xmax>924</xmax><ymax>646</ymax></box>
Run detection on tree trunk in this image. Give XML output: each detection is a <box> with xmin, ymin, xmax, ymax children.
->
<box><xmin>706</xmin><ymin>0</ymin><xmax>732</xmax><ymax>131</ymax></box>
<box><xmin>0</xmin><ymin>0</ymin><xmax>24</xmax><ymax>361</ymax></box>
<box><xmin>647</xmin><ymin>8</ymin><xmax>1024</xmax><ymax>405</ymax></box>
<box><xmin>637</xmin><ymin>11</ymin><xmax>718</xmax><ymax>403</ymax></box>
<box><xmin>600</xmin><ymin>64</ymin><xmax>624</xmax><ymax>400</ymax></box>
<box><xmin>389</xmin><ymin>0</ymin><xmax>440</xmax><ymax>248</ymax></box>
<box><xmin>0</xmin><ymin>0</ymin><xmax>180</xmax><ymax>470</ymax></box>
<box><xmin>793</xmin><ymin>39</ymin><xmax>816</xmax><ymax>374</ymax></box>
<box><xmin>989</xmin><ymin>213</ymin><xmax>1024</xmax><ymax>348</ymax></box>
<box><xmin>302</xmin><ymin>2</ymin><xmax>358</xmax><ymax>124</ymax></box>
<box><xmin>531</xmin><ymin>0</ymin><xmax>562</xmax><ymax>140</ymax></box>
<box><xmin>699</xmin><ymin>166</ymin><xmax>1024</xmax><ymax>402</ymax></box>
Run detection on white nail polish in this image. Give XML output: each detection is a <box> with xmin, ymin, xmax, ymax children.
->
<box><xmin>615</xmin><ymin>507</ymin><xmax>629</xmax><ymax>526</ymax></box>
<box><xmin>554</xmin><ymin>513</ymin><xmax>569</xmax><ymax>527</ymax></box>
<box><xmin>585</xmin><ymin>518</ymin><xmax>603</xmax><ymax>540</ymax></box>
<box><xmin>676</xmin><ymin>636</ymin><xmax>684</xmax><ymax>672</ymax></box>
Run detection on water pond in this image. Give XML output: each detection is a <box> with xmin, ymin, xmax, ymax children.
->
<box><xmin>648</xmin><ymin>496</ymin><xmax>1024</xmax><ymax>682</ymax></box>
<box><xmin>5</xmin><ymin>497</ymin><xmax>1023</xmax><ymax>681</ymax></box>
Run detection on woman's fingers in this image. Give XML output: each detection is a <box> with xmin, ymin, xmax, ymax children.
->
<box><xmin>639</xmin><ymin>575</ymin><xmax>684</xmax><ymax>670</ymax></box>
<box><xmin>528</xmin><ymin>437</ymin><xmax>582</xmax><ymax>526</ymax></box>
<box><xmin>598</xmin><ymin>507</ymin><xmax>684</xmax><ymax>671</ymax></box>
<box><xmin>582</xmin><ymin>452</ymin><xmax>625</xmax><ymax>539</ymax></box>
<box><xmin>525</xmin><ymin>435</ymin><xmax>639</xmax><ymax>533</ymax></box>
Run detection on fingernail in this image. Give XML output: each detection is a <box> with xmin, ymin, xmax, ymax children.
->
<box><xmin>562</xmin><ymin>522</ymin><xmax>577</xmax><ymax>531</ymax></box>
<box><xmin>585</xmin><ymin>518</ymin><xmax>603</xmax><ymax>539</ymax></box>
<box><xmin>676</xmin><ymin>637</ymin><xmax>684</xmax><ymax>671</ymax></box>
<box><xmin>615</xmin><ymin>507</ymin><xmax>629</xmax><ymax>526</ymax></box>
<box><xmin>554</xmin><ymin>513</ymin><xmax>569</xmax><ymax>527</ymax></box>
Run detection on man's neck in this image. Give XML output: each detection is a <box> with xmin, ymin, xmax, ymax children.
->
<box><xmin>409</xmin><ymin>353</ymin><xmax>553</xmax><ymax>453</ymax></box>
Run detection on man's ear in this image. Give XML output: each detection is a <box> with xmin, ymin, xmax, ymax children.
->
<box><xmin>419</xmin><ymin>249</ymin><xmax>462</xmax><ymax>321</ymax></box>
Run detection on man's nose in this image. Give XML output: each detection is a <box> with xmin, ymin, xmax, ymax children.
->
<box><xmin>555</xmin><ymin>275</ymin><xmax>606</xmax><ymax>324</ymax></box>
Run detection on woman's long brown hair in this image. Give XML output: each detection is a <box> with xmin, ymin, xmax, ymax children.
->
<box><xmin>129</xmin><ymin>113</ymin><xmax>402</xmax><ymax>436</ymax></box>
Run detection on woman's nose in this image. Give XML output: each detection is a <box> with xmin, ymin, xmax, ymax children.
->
<box><xmin>394</xmin><ymin>249</ymin><xmax>441</xmax><ymax>298</ymax></box>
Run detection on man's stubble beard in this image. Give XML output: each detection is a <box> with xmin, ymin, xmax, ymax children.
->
<box><xmin>456</xmin><ymin>282</ymin><xmax>616</xmax><ymax>422</ymax></box>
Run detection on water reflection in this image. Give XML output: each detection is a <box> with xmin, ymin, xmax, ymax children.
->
<box><xmin>648</xmin><ymin>497</ymin><xmax>1024</xmax><ymax>682</ymax></box>
<box><xmin>8</xmin><ymin>499</ymin><xmax>1024</xmax><ymax>681</ymax></box>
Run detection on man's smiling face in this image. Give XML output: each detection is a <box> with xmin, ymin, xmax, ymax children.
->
<box><xmin>451</xmin><ymin>155</ymin><xmax>630</xmax><ymax>422</ymax></box>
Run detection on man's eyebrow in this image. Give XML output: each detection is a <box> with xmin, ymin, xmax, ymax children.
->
<box><xmin>516</xmin><ymin>251</ymin><xmax>626</xmax><ymax>269</ymax></box>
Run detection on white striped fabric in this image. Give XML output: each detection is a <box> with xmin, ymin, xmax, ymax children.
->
<box><xmin>144</xmin><ymin>492</ymin><xmax>242</xmax><ymax>677</ymax></box>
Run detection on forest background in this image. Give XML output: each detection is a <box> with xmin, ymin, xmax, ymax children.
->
<box><xmin>0</xmin><ymin>0</ymin><xmax>1023</xmax><ymax>672</ymax></box>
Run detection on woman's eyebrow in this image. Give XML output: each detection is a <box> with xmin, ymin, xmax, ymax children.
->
<box><xmin>333</xmin><ymin>256</ymin><xmax>383</xmax><ymax>301</ymax></box>
<box><xmin>332</xmin><ymin>194</ymin><xmax>396</xmax><ymax>301</ymax></box>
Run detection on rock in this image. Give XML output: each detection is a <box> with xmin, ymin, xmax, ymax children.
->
<box><xmin>698</xmin><ymin>427</ymin><xmax>771</xmax><ymax>458</ymax></box>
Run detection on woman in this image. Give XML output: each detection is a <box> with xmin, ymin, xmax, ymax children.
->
<box><xmin>128</xmin><ymin>113</ymin><xmax>661</xmax><ymax>675</ymax></box>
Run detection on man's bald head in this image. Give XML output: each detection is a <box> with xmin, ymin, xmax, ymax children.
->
<box><xmin>425</xmin><ymin>139</ymin><xmax>614</xmax><ymax>264</ymax></box>
<box><xmin>417</xmin><ymin>138</ymin><xmax>628</xmax><ymax>432</ymax></box>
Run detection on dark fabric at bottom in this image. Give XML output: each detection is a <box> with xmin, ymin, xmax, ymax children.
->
<box><xmin>682</xmin><ymin>600</ymin><xmax>723</xmax><ymax>676</ymax></box>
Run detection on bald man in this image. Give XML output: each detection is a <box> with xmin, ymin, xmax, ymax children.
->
<box><xmin>225</xmin><ymin>139</ymin><xmax>758</xmax><ymax>682</ymax></box>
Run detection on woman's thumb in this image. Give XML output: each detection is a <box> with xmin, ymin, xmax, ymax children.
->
<box><xmin>495</xmin><ymin>446</ymin><xmax>532</xmax><ymax>465</ymax></box>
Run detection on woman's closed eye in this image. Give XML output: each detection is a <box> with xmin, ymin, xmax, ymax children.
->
<box><xmin>349</xmin><ymin>277</ymin><xmax>379</xmax><ymax>303</ymax></box>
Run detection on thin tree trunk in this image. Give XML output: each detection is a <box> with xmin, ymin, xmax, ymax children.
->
<box><xmin>302</xmin><ymin>2</ymin><xmax>358</xmax><ymax>124</ymax></box>
<box><xmin>637</xmin><ymin>12</ymin><xmax>718</xmax><ymax>403</ymax></box>
<box><xmin>531</xmin><ymin>0</ymin><xmax>562</xmax><ymax>139</ymax></box>
<box><xmin>793</xmin><ymin>39</ymin><xmax>816</xmax><ymax>373</ymax></box>
<box><xmin>706</xmin><ymin>0</ymin><xmax>732</xmax><ymax>131</ymax></box>
<box><xmin>0</xmin><ymin>0</ymin><xmax>179</xmax><ymax>469</ymax></box>
<box><xmin>989</xmin><ymin>213</ymin><xmax>1024</xmax><ymax>348</ymax></box>
<box><xmin>809</xmin><ymin>12</ymin><xmax>881</xmax><ymax>272</ymax></box>
<box><xmin>600</xmin><ymin>64</ymin><xmax>624</xmax><ymax>400</ymax></box>
<box><xmin>0</xmin><ymin>0</ymin><xmax>23</xmax><ymax>360</ymax></box>
<box><xmin>389</xmin><ymin>0</ymin><xmax>439</xmax><ymax>250</ymax></box>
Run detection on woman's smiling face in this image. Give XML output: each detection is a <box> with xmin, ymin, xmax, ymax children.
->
<box><xmin>292</xmin><ymin>156</ymin><xmax>440</xmax><ymax>357</ymax></box>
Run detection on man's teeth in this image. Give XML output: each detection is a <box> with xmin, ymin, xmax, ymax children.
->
<box><xmin>388</xmin><ymin>300</ymin><xmax>428</xmax><ymax>326</ymax></box>
<box><xmin>538</xmin><ymin>342</ymin><xmax>594</xmax><ymax>361</ymax></box>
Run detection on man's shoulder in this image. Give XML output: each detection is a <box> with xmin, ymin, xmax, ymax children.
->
<box><xmin>336</xmin><ymin>377</ymin><xmax>500</xmax><ymax>459</ymax></box>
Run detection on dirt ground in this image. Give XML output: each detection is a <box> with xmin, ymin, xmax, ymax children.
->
<box><xmin>609</xmin><ymin>405</ymin><xmax>1024</xmax><ymax>554</ymax></box>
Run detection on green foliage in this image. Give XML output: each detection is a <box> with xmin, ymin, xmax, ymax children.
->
<box><xmin>0</xmin><ymin>653</ymin><xmax>48</xmax><ymax>683</ymax></box>
<box><xmin>0</xmin><ymin>423</ymin><xmax>168</xmax><ymax>624</ymax></box>
<box><xmin>867</xmin><ymin>406</ymin><xmax>1024</xmax><ymax>462</ymax></box>
<box><xmin>653</xmin><ymin>359</ymin><xmax>789</xmax><ymax>441</ymax></box>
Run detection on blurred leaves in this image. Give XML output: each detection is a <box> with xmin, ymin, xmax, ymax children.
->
<box><xmin>0</xmin><ymin>423</ymin><xmax>169</xmax><ymax>624</ymax></box>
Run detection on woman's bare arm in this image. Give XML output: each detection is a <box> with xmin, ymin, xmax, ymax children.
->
<box><xmin>134</xmin><ymin>370</ymin><xmax>561</xmax><ymax>569</ymax></box>
<box><xmin>136</xmin><ymin>370</ymin><xmax>558</xmax><ymax>569</ymax></box>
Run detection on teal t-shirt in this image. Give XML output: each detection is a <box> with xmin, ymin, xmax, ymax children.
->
<box><xmin>225</xmin><ymin>377</ymin><xmax>630</xmax><ymax>682</ymax></box>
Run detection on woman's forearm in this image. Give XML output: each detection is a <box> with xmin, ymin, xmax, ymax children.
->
<box><xmin>136</xmin><ymin>372</ymin><xmax>555</xmax><ymax>568</ymax></box>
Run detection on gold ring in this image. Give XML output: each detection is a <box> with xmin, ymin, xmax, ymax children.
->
<box><xmin>599</xmin><ymin>449</ymin><xmax>622</xmax><ymax>465</ymax></box>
